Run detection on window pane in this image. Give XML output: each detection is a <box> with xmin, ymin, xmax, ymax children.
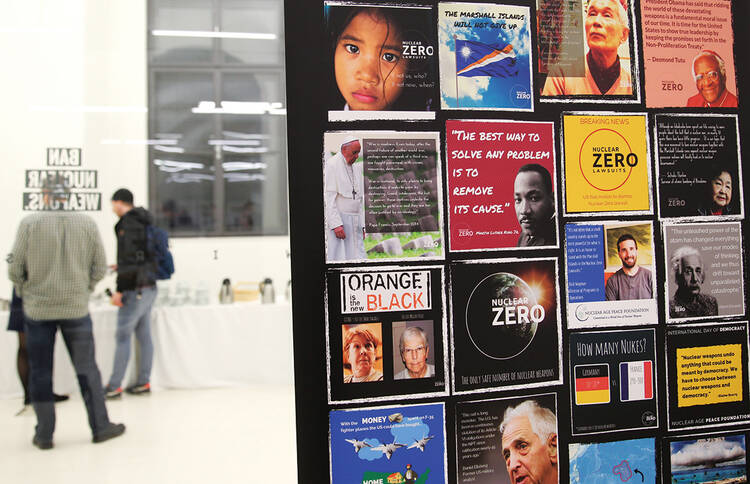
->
<box><xmin>220</xmin><ymin>0</ymin><xmax>284</xmax><ymax>65</ymax></box>
<box><xmin>150</xmin><ymin>0</ymin><xmax>214</xmax><ymax>64</ymax></box>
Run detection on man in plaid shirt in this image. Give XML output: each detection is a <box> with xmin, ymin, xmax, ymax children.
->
<box><xmin>7</xmin><ymin>186</ymin><xmax>125</xmax><ymax>449</ymax></box>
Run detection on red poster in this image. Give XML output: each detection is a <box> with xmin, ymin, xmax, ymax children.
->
<box><xmin>447</xmin><ymin>120</ymin><xmax>558</xmax><ymax>251</ymax></box>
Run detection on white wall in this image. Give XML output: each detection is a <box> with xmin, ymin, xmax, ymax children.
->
<box><xmin>0</xmin><ymin>0</ymin><xmax>290</xmax><ymax>301</ymax></box>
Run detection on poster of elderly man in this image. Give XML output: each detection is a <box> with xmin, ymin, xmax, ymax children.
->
<box><xmin>663</xmin><ymin>221</ymin><xmax>745</xmax><ymax>323</ymax></box>
<box><xmin>538</xmin><ymin>0</ymin><xmax>638</xmax><ymax>100</ymax></box>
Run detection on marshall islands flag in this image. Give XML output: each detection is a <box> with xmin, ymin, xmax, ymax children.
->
<box><xmin>455</xmin><ymin>39</ymin><xmax>518</xmax><ymax>77</ymax></box>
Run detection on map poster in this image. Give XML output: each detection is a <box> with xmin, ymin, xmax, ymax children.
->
<box><xmin>438</xmin><ymin>2</ymin><xmax>533</xmax><ymax>111</ymax></box>
<box><xmin>641</xmin><ymin>0</ymin><xmax>738</xmax><ymax>108</ymax></box>
<box><xmin>455</xmin><ymin>393</ymin><xmax>558</xmax><ymax>484</ymax></box>
<box><xmin>569</xmin><ymin>438</ymin><xmax>656</xmax><ymax>484</ymax></box>
<box><xmin>446</xmin><ymin>119</ymin><xmax>558</xmax><ymax>252</ymax></box>
<box><xmin>323</xmin><ymin>131</ymin><xmax>443</xmax><ymax>264</ymax></box>
<box><xmin>564</xmin><ymin>221</ymin><xmax>657</xmax><ymax>328</ymax></box>
<box><xmin>329</xmin><ymin>402</ymin><xmax>447</xmax><ymax>484</ymax></box>
<box><xmin>324</xmin><ymin>2</ymin><xmax>438</xmax><ymax>121</ymax></box>
<box><xmin>664</xmin><ymin>431</ymin><xmax>749</xmax><ymax>484</ymax></box>
<box><xmin>666</xmin><ymin>322</ymin><xmax>750</xmax><ymax>431</ymax></box>
<box><xmin>655</xmin><ymin>114</ymin><xmax>743</xmax><ymax>219</ymax></box>
<box><xmin>569</xmin><ymin>328</ymin><xmax>658</xmax><ymax>436</ymax></box>
<box><xmin>663</xmin><ymin>222</ymin><xmax>745</xmax><ymax>323</ymax></box>
<box><xmin>450</xmin><ymin>258</ymin><xmax>562</xmax><ymax>394</ymax></box>
<box><xmin>536</xmin><ymin>0</ymin><xmax>639</xmax><ymax>102</ymax></box>
<box><xmin>326</xmin><ymin>265</ymin><xmax>448</xmax><ymax>404</ymax></box>
<box><xmin>562</xmin><ymin>113</ymin><xmax>652</xmax><ymax>215</ymax></box>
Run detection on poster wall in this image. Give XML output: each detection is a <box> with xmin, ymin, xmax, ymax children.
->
<box><xmin>326</xmin><ymin>265</ymin><xmax>448</xmax><ymax>403</ymax></box>
<box><xmin>324</xmin><ymin>2</ymin><xmax>439</xmax><ymax>121</ymax></box>
<box><xmin>323</xmin><ymin>131</ymin><xmax>443</xmax><ymax>264</ymax></box>
<box><xmin>329</xmin><ymin>402</ymin><xmax>447</xmax><ymax>484</ymax></box>
<box><xmin>663</xmin><ymin>221</ymin><xmax>745</xmax><ymax>322</ymax></box>
<box><xmin>438</xmin><ymin>2</ymin><xmax>533</xmax><ymax>111</ymax></box>
<box><xmin>562</xmin><ymin>112</ymin><xmax>652</xmax><ymax>215</ymax></box>
<box><xmin>666</xmin><ymin>322</ymin><xmax>750</xmax><ymax>431</ymax></box>
<box><xmin>446</xmin><ymin>119</ymin><xmax>557</xmax><ymax>252</ymax></box>
<box><xmin>640</xmin><ymin>0</ymin><xmax>738</xmax><ymax>108</ymax></box>
<box><xmin>565</xmin><ymin>221</ymin><xmax>658</xmax><ymax>328</ymax></box>
<box><xmin>450</xmin><ymin>258</ymin><xmax>562</xmax><ymax>394</ymax></box>
<box><xmin>654</xmin><ymin>114</ymin><xmax>743</xmax><ymax>219</ymax></box>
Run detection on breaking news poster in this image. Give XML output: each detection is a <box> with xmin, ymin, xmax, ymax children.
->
<box><xmin>455</xmin><ymin>393</ymin><xmax>558</xmax><ymax>484</ymax></box>
<box><xmin>437</xmin><ymin>2</ymin><xmax>533</xmax><ymax>111</ymax></box>
<box><xmin>324</xmin><ymin>2</ymin><xmax>438</xmax><ymax>121</ymax></box>
<box><xmin>323</xmin><ymin>131</ymin><xmax>443</xmax><ymax>264</ymax></box>
<box><xmin>569</xmin><ymin>438</ymin><xmax>656</xmax><ymax>484</ymax></box>
<box><xmin>666</xmin><ymin>322</ymin><xmax>750</xmax><ymax>431</ymax></box>
<box><xmin>326</xmin><ymin>265</ymin><xmax>448</xmax><ymax>404</ymax></box>
<box><xmin>640</xmin><ymin>0</ymin><xmax>738</xmax><ymax>108</ymax></box>
<box><xmin>564</xmin><ymin>220</ymin><xmax>658</xmax><ymax>328</ymax></box>
<box><xmin>655</xmin><ymin>114</ymin><xmax>744</xmax><ymax>220</ymax></box>
<box><xmin>569</xmin><ymin>328</ymin><xmax>658</xmax><ymax>436</ymax></box>
<box><xmin>562</xmin><ymin>112</ymin><xmax>652</xmax><ymax>216</ymax></box>
<box><xmin>329</xmin><ymin>402</ymin><xmax>447</xmax><ymax>484</ymax></box>
<box><xmin>449</xmin><ymin>258</ymin><xmax>562</xmax><ymax>395</ymax></box>
<box><xmin>536</xmin><ymin>0</ymin><xmax>639</xmax><ymax>102</ymax></box>
<box><xmin>663</xmin><ymin>221</ymin><xmax>745</xmax><ymax>323</ymax></box>
<box><xmin>664</xmin><ymin>431</ymin><xmax>749</xmax><ymax>484</ymax></box>
<box><xmin>446</xmin><ymin>120</ymin><xmax>558</xmax><ymax>252</ymax></box>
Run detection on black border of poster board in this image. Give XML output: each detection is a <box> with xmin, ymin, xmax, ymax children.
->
<box><xmin>284</xmin><ymin>0</ymin><xmax>750</xmax><ymax>482</ymax></box>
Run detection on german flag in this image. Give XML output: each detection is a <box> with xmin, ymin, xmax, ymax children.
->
<box><xmin>574</xmin><ymin>364</ymin><xmax>610</xmax><ymax>405</ymax></box>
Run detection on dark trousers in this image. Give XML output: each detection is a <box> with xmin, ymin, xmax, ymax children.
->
<box><xmin>25</xmin><ymin>314</ymin><xmax>110</xmax><ymax>440</ymax></box>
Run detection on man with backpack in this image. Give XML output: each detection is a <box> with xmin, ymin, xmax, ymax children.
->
<box><xmin>105</xmin><ymin>188</ymin><xmax>162</xmax><ymax>398</ymax></box>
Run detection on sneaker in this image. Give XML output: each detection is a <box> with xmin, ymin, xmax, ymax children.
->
<box><xmin>105</xmin><ymin>386</ymin><xmax>123</xmax><ymax>399</ymax></box>
<box><xmin>53</xmin><ymin>393</ymin><xmax>69</xmax><ymax>403</ymax></box>
<box><xmin>125</xmin><ymin>383</ymin><xmax>151</xmax><ymax>395</ymax></box>
<box><xmin>32</xmin><ymin>435</ymin><xmax>53</xmax><ymax>450</ymax></box>
<box><xmin>92</xmin><ymin>423</ymin><xmax>126</xmax><ymax>443</ymax></box>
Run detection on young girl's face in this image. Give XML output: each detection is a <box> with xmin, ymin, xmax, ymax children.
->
<box><xmin>334</xmin><ymin>10</ymin><xmax>406</xmax><ymax>111</ymax></box>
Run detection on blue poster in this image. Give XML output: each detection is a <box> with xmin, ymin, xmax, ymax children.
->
<box><xmin>569</xmin><ymin>438</ymin><xmax>656</xmax><ymax>483</ymax></box>
<box><xmin>438</xmin><ymin>2</ymin><xmax>533</xmax><ymax>111</ymax></box>
<box><xmin>330</xmin><ymin>403</ymin><xmax>447</xmax><ymax>484</ymax></box>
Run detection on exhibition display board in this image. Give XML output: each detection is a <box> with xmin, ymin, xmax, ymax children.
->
<box><xmin>285</xmin><ymin>0</ymin><xmax>749</xmax><ymax>482</ymax></box>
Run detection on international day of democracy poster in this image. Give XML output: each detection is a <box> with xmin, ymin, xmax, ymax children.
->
<box><xmin>562</xmin><ymin>113</ymin><xmax>652</xmax><ymax>215</ymax></box>
<box><xmin>640</xmin><ymin>0</ymin><xmax>738</xmax><ymax>108</ymax></box>
<box><xmin>438</xmin><ymin>2</ymin><xmax>533</xmax><ymax>111</ymax></box>
<box><xmin>446</xmin><ymin>120</ymin><xmax>558</xmax><ymax>252</ymax></box>
<box><xmin>329</xmin><ymin>402</ymin><xmax>447</xmax><ymax>484</ymax></box>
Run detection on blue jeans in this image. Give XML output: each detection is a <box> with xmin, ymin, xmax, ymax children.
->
<box><xmin>108</xmin><ymin>286</ymin><xmax>157</xmax><ymax>389</ymax></box>
<box><xmin>25</xmin><ymin>314</ymin><xmax>110</xmax><ymax>441</ymax></box>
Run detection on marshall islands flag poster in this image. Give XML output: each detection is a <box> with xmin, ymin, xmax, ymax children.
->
<box><xmin>438</xmin><ymin>2</ymin><xmax>533</xmax><ymax>111</ymax></box>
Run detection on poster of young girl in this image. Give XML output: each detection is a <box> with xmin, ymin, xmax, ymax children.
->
<box><xmin>324</xmin><ymin>2</ymin><xmax>439</xmax><ymax>121</ymax></box>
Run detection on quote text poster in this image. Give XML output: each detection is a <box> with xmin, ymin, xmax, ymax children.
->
<box><xmin>663</xmin><ymin>222</ymin><xmax>745</xmax><ymax>323</ymax></box>
<box><xmin>456</xmin><ymin>394</ymin><xmax>558</xmax><ymax>484</ymax></box>
<box><xmin>438</xmin><ymin>2</ymin><xmax>533</xmax><ymax>111</ymax></box>
<box><xmin>655</xmin><ymin>114</ymin><xmax>743</xmax><ymax>219</ymax></box>
<box><xmin>450</xmin><ymin>258</ymin><xmax>562</xmax><ymax>395</ymax></box>
<box><xmin>666</xmin><ymin>322</ymin><xmax>750</xmax><ymax>431</ymax></box>
<box><xmin>537</xmin><ymin>0</ymin><xmax>639</xmax><ymax>102</ymax></box>
<box><xmin>569</xmin><ymin>438</ymin><xmax>656</xmax><ymax>484</ymax></box>
<box><xmin>641</xmin><ymin>0</ymin><xmax>738</xmax><ymax>108</ymax></box>
<box><xmin>326</xmin><ymin>266</ymin><xmax>448</xmax><ymax>404</ymax></box>
<box><xmin>446</xmin><ymin>120</ymin><xmax>557</xmax><ymax>252</ymax></box>
<box><xmin>323</xmin><ymin>131</ymin><xmax>443</xmax><ymax>264</ymax></box>
<box><xmin>665</xmin><ymin>432</ymin><xmax>749</xmax><ymax>484</ymax></box>
<box><xmin>569</xmin><ymin>329</ymin><xmax>658</xmax><ymax>436</ymax></box>
<box><xmin>330</xmin><ymin>402</ymin><xmax>447</xmax><ymax>484</ymax></box>
<box><xmin>324</xmin><ymin>2</ymin><xmax>438</xmax><ymax>121</ymax></box>
<box><xmin>565</xmin><ymin>221</ymin><xmax>657</xmax><ymax>328</ymax></box>
<box><xmin>562</xmin><ymin>113</ymin><xmax>651</xmax><ymax>215</ymax></box>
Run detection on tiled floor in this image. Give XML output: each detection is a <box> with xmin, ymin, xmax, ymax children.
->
<box><xmin>0</xmin><ymin>385</ymin><xmax>297</xmax><ymax>483</ymax></box>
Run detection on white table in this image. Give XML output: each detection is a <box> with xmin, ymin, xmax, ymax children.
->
<box><xmin>0</xmin><ymin>302</ymin><xmax>293</xmax><ymax>399</ymax></box>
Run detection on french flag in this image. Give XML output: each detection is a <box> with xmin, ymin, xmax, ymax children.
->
<box><xmin>455</xmin><ymin>39</ymin><xmax>519</xmax><ymax>78</ymax></box>
<box><xmin>620</xmin><ymin>361</ymin><xmax>653</xmax><ymax>402</ymax></box>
